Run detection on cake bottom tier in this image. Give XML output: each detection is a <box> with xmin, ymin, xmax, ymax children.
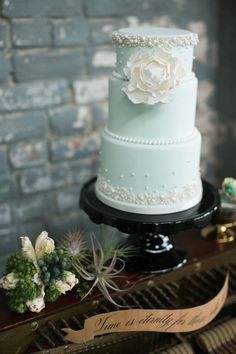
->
<box><xmin>95</xmin><ymin>129</ymin><xmax>203</xmax><ymax>214</ymax></box>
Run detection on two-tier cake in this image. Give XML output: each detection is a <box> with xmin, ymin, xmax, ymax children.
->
<box><xmin>95</xmin><ymin>27</ymin><xmax>202</xmax><ymax>214</ymax></box>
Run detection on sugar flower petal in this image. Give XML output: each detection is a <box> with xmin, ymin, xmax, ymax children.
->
<box><xmin>123</xmin><ymin>48</ymin><xmax>185</xmax><ymax>105</ymax></box>
<box><xmin>55</xmin><ymin>271</ymin><xmax>79</xmax><ymax>294</ymax></box>
<box><xmin>26</xmin><ymin>287</ymin><xmax>45</xmax><ymax>313</ymax></box>
<box><xmin>20</xmin><ymin>236</ymin><xmax>37</xmax><ymax>263</ymax></box>
<box><xmin>0</xmin><ymin>272</ymin><xmax>18</xmax><ymax>290</ymax></box>
<box><xmin>35</xmin><ymin>231</ymin><xmax>55</xmax><ymax>260</ymax></box>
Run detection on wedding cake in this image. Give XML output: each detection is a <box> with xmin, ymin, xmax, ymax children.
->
<box><xmin>95</xmin><ymin>27</ymin><xmax>202</xmax><ymax>214</ymax></box>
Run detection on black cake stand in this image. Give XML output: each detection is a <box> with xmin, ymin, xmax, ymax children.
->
<box><xmin>79</xmin><ymin>177</ymin><xmax>220</xmax><ymax>273</ymax></box>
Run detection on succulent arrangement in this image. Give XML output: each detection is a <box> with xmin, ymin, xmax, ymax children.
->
<box><xmin>0</xmin><ymin>230</ymin><xmax>136</xmax><ymax>314</ymax></box>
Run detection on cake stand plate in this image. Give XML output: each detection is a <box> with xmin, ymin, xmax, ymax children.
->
<box><xmin>79</xmin><ymin>178</ymin><xmax>220</xmax><ymax>273</ymax></box>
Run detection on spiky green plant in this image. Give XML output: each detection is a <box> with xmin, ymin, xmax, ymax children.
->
<box><xmin>73</xmin><ymin>235</ymin><xmax>127</xmax><ymax>307</ymax></box>
<box><xmin>62</xmin><ymin>230</ymin><xmax>90</xmax><ymax>265</ymax></box>
<box><xmin>99</xmin><ymin>226</ymin><xmax>138</xmax><ymax>264</ymax></box>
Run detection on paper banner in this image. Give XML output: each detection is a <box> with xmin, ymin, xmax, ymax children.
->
<box><xmin>63</xmin><ymin>273</ymin><xmax>229</xmax><ymax>344</ymax></box>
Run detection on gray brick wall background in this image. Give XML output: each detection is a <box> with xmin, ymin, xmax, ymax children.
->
<box><xmin>0</xmin><ymin>0</ymin><xmax>235</xmax><ymax>274</ymax></box>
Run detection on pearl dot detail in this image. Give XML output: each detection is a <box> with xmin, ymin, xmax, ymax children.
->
<box><xmin>96</xmin><ymin>177</ymin><xmax>202</xmax><ymax>207</ymax></box>
<box><xmin>104</xmin><ymin>127</ymin><xmax>197</xmax><ymax>146</ymax></box>
<box><xmin>112</xmin><ymin>31</ymin><xmax>198</xmax><ymax>48</ymax></box>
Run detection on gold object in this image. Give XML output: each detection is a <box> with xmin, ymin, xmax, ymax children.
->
<box><xmin>201</xmin><ymin>221</ymin><xmax>236</xmax><ymax>243</ymax></box>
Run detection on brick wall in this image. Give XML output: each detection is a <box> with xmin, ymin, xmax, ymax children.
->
<box><xmin>0</xmin><ymin>0</ymin><xmax>224</xmax><ymax>273</ymax></box>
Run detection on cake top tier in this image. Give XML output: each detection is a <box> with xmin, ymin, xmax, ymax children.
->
<box><xmin>112</xmin><ymin>27</ymin><xmax>198</xmax><ymax>48</ymax></box>
<box><xmin>112</xmin><ymin>27</ymin><xmax>198</xmax><ymax>79</ymax></box>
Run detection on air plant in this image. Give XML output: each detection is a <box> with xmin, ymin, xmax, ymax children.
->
<box><xmin>102</xmin><ymin>239</ymin><xmax>139</xmax><ymax>264</ymax></box>
<box><xmin>72</xmin><ymin>234</ymin><xmax>128</xmax><ymax>307</ymax></box>
<box><xmin>62</xmin><ymin>230</ymin><xmax>90</xmax><ymax>266</ymax></box>
<box><xmin>99</xmin><ymin>226</ymin><xmax>139</xmax><ymax>264</ymax></box>
<box><xmin>62</xmin><ymin>229</ymin><xmax>137</xmax><ymax>306</ymax></box>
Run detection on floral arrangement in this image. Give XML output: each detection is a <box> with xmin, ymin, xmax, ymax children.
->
<box><xmin>0</xmin><ymin>230</ymin><xmax>136</xmax><ymax>314</ymax></box>
<box><xmin>122</xmin><ymin>48</ymin><xmax>185</xmax><ymax>105</ymax></box>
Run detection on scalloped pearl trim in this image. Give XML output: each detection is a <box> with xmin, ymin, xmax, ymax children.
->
<box><xmin>112</xmin><ymin>32</ymin><xmax>198</xmax><ymax>48</ymax></box>
<box><xmin>104</xmin><ymin>127</ymin><xmax>197</xmax><ymax>146</ymax></box>
<box><xmin>96</xmin><ymin>176</ymin><xmax>202</xmax><ymax>207</ymax></box>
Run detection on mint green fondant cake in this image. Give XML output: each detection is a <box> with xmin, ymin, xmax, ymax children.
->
<box><xmin>95</xmin><ymin>27</ymin><xmax>202</xmax><ymax>214</ymax></box>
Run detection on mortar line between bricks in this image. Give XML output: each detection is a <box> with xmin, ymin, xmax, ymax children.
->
<box><xmin>49</xmin><ymin>20</ymin><xmax>53</xmax><ymax>49</ymax></box>
<box><xmin>3</xmin><ymin>16</ymin><xmax>77</xmax><ymax>20</ymax></box>
<box><xmin>69</xmin><ymin>82</ymin><xmax>76</xmax><ymax>105</ymax></box>
<box><xmin>2</xmin><ymin>19</ymin><xmax>11</xmax><ymax>50</ymax></box>
<box><xmin>12</xmin><ymin>47</ymin><xmax>83</xmax><ymax>55</ymax></box>
<box><xmin>3</xmin><ymin>18</ymin><xmax>16</xmax><ymax>85</ymax></box>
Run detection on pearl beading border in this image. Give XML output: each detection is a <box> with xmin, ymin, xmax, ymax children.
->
<box><xmin>104</xmin><ymin>127</ymin><xmax>197</xmax><ymax>146</ymax></box>
<box><xmin>112</xmin><ymin>31</ymin><xmax>198</xmax><ymax>48</ymax></box>
<box><xmin>96</xmin><ymin>176</ymin><xmax>202</xmax><ymax>206</ymax></box>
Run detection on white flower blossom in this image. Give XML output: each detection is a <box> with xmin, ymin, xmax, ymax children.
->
<box><xmin>0</xmin><ymin>272</ymin><xmax>18</xmax><ymax>290</ymax></box>
<box><xmin>20</xmin><ymin>236</ymin><xmax>37</xmax><ymax>263</ymax></box>
<box><xmin>35</xmin><ymin>231</ymin><xmax>55</xmax><ymax>260</ymax></box>
<box><xmin>20</xmin><ymin>231</ymin><xmax>55</xmax><ymax>263</ymax></box>
<box><xmin>55</xmin><ymin>271</ymin><xmax>79</xmax><ymax>294</ymax></box>
<box><xmin>122</xmin><ymin>48</ymin><xmax>185</xmax><ymax>105</ymax></box>
<box><xmin>20</xmin><ymin>231</ymin><xmax>55</xmax><ymax>313</ymax></box>
<box><xmin>26</xmin><ymin>287</ymin><xmax>45</xmax><ymax>313</ymax></box>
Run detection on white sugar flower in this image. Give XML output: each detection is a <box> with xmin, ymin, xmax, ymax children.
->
<box><xmin>35</xmin><ymin>231</ymin><xmax>55</xmax><ymax>260</ymax></box>
<box><xmin>0</xmin><ymin>272</ymin><xmax>18</xmax><ymax>290</ymax></box>
<box><xmin>20</xmin><ymin>236</ymin><xmax>37</xmax><ymax>263</ymax></box>
<box><xmin>21</xmin><ymin>231</ymin><xmax>55</xmax><ymax>263</ymax></box>
<box><xmin>122</xmin><ymin>48</ymin><xmax>185</xmax><ymax>105</ymax></box>
<box><xmin>55</xmin><ymin>271</ymin><xmax>79</xmax><ymax>294</ymax></box>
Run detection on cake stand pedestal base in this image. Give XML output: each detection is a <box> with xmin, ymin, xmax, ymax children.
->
<box><xmin>126</xmin><ymin>233</ymin><xmax>187</xmax><ymax>273</ymax></box>
<box><xmin>79</xmin><ymin>178</ymin><xmax>220</xmax><ymax>274</ymax></box>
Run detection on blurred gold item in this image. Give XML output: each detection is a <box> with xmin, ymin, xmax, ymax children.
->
<box><xmin>201</xmin><ymin>220</ymin><xmax>236</xmax><ymax>243</ymax></box>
